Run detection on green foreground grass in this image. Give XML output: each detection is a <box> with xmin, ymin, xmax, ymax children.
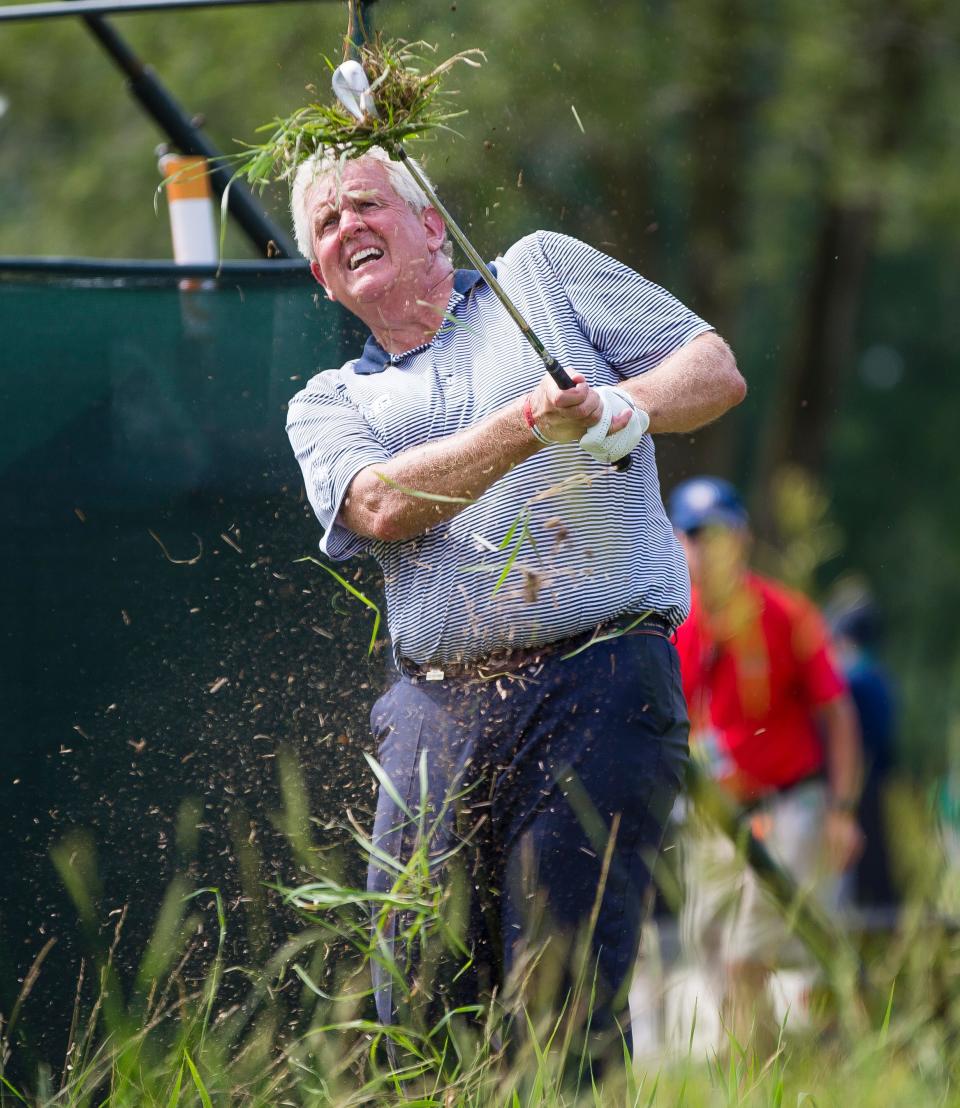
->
<box><xmin>4</xmin><ymin>758</ymin><xmax>960</xmax><ymax>1107</ymax></box>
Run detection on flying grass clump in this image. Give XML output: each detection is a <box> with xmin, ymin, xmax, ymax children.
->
<box><xmin>234</xmin><ymin>38</ymin><xmax>484</xmax><ymax>190</ymax></box>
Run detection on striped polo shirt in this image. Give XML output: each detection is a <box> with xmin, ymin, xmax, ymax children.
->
<box><xmin>287</xmin><ymin>230</ymin><xmax>712</xmax><ymax>665</ymax></box>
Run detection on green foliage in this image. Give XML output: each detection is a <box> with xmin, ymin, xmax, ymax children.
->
<box><xmin>9</xmin><ymin>754</ymin><xmax>960</xmax><ymax>1105</ymax></box>
<box><xmin>753</xmin><ymin>465</ymin><xmax>845</xmax><ymax>598</ymax></box>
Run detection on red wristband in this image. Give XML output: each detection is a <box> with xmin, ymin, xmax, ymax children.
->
<box><xmin>522</xmin><ymin>396</ymin><xmax>555</xmax><ymax>446</ymax></box>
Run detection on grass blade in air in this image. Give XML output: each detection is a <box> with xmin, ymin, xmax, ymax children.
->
<box><xmin>296</xmin><ymin>555</ymin><xmax>381</xmax><ymax>654</ymax></box>
<box><xmin>375</xmin><ymin>470</ymin><xmax>474</xmax><ymax>504</ymax></box>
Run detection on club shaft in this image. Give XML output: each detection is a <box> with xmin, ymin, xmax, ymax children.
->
<box><xmin>395</xmin><ymin>148</ymin><xmax>574</xmax><ymax>391</ymax></box>
<box><xmin>331</xmin><ymin>60</ymin><xmax>632</xmax><ymax>472</ymax></box>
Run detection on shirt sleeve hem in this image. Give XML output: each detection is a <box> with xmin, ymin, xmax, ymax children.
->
<box><xmin>316</xmin><ymin>454</ymin><xmax>387</xmax><ymax>562</ymax></box>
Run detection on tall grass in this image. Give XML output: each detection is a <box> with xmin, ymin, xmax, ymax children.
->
<box><xmin>5</xmin><ymin>757</ymin><xmax>960</xmax><ymax>1105</ymax></box>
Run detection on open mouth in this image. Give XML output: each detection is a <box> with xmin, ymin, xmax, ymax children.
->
<box><xmin>348</xmin><ymin>247</ymin><xmax>384</xmax><ymax>272</ymax></box>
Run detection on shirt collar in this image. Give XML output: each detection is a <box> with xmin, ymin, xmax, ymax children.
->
<box><xmin>352</xmin><ymin>268</ymin><xmax>489</xmax><ymax>375</ymax></box>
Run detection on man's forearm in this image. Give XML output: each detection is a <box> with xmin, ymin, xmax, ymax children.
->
<box><xmin>340</xmin><ymin>395</ymin><xmax>539</xmax><ymax>541</ymax></box>
<box><xmin>819</xmin><ymin>694</ymin><xmax>866</xmax><ymax>870</ymax></box>
<box><xmin>337</xmin><ymin>332</ymin><xmax>744</xmax><ymax>543</ymax></box>
<box><xmin>820</xmin><ymin>694</ymin><xmax>864</xmax><ymax>806</ymax></box>
<box><xmin>338</xmin><ymin>367</ymin><xmax>622</xmax><ymax>542</ymax></box>
<box><xmin>619</xmin><ymin>332</ymin><xmax>746</xmax><ymax>434</ymax></box>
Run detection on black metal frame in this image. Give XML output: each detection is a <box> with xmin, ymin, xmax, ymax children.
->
<box><xmin>0</xmin><ymin>0</ymin><xmax>378</xmax><ymax>259</ymax></box>
<box><xmin>0</xmin><ymin>0</ymin><xmax>321</xmax><ymax>20</ymax></box>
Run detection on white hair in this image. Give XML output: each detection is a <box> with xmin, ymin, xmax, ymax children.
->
<box><xmin>290</xmin><ymin>146</ymin><xmax>451</xmax><ymax>262</ymax></box>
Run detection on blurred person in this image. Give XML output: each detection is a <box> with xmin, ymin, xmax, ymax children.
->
<box><xmin>827</xmin><ymin>586</ymin><xmax>900</xmax><ymax>916</ymax></box>
<box><xmin>667</xmin><ymin>476</ymin><xmax>863</xmax><ymax>1055</ymax></box>
<box><xmin>934</xmin><ymin>757</ymin><xmax>960</xmax><ymax>916</ymax></box>
<box><xmin>285</xmin><ymin>148</ymin><xmax>745</xmax><ymax>1063</ymax></box>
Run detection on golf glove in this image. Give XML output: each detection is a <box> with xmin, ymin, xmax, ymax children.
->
<box><xmin>579</xmin><ymin>386</ymin><xmax>649</xmax><ymax>464</ymax></box>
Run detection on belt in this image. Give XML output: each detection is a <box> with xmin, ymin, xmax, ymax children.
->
<box><xmin>398</xmin><ymin>611</ymin><xmax>673</xmax><ymax>683</ymax></box>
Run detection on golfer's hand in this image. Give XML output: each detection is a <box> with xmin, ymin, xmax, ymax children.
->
<box><xmin>824</xmin><ymin>809</ymin><xmax>865</xmax><ymax>872</ymax></box>
<box><xmin>528</xmin><ymin>372</ymin><xmax>632</xmax><ymax>445</ymax></box>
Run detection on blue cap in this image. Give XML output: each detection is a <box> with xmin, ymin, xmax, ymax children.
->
<box><xmin>667</xmin><ymin>476</ymin><xmax>749</xmax><ymax>534</ymax></box>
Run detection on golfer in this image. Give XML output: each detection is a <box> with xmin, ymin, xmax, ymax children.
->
<box><xmin>286</xmin><ymin>147</ymin><xmax>745</xmax><ymax>1056</ymax></box>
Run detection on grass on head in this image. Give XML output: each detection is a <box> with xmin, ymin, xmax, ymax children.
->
<box><xmin>232</xmin><ymin>37</ymin><xmax>484</xmax><ymax>190</ymax></box>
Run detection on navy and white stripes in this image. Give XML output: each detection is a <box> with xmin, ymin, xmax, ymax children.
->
<box><xmin>287</xmin><ymin>231</ymin><xmax>713</xmax><ymax>665</ymax></box>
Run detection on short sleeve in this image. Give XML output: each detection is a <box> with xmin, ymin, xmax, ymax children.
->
<box><xmin>531</xmin><ymin>231</ymin><xmax>713</xmax><ymax>375</ymax></box>
<box><xmin>286</xmin><ymin>370</ymin><xmax>391</xmax><ymax>561</ymax></box>
<box><xmin>790</xmin><ymin>596</ymin><xmax>847</xmax><ymax>707</ymax></box>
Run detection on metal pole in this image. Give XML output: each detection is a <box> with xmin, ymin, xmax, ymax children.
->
<box><xmin>397</xmin><ymin>147</ymin><xmax>631</xmax><ymax>472</ymax></box>
<box><xmin>82</xmin><ymin>14</ymin><xmax>298</xmax><ymax>258</ymax></box>
<box><xmin>330</xmin><ymin>58</ymin><xmax>632</xmax><ymax>471</ymax></box>
<box><xmin>0</xmin><ymin>0</ymin><xmax>323</xmax><ymax>22</ymax></box>
<box><xmin>395</xmin><ymin>147</ymin><xmax>574</xmax><ymax>391</ymax></box>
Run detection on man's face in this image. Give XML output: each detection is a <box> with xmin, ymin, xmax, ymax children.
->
<box><xmin>679</xmin><ymin>524</ymin><xmax>749</xmax><ymax>599</ymax></box>
<box><xmin>305</xmin><ymin>159</ymin><xmax>445</xmax><ymax>315</ymax></box>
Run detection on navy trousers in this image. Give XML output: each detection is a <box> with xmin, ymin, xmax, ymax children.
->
<box><xmin>367</xmin><ymin>625</ymin><xmax>689</xmax><ymax>1049</ymax></box>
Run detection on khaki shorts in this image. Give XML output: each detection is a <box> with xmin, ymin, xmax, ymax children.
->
<box><xmin>680</xmin><ymin>781</ymin><xmax>839</xmax><ymax>968</ymax></box>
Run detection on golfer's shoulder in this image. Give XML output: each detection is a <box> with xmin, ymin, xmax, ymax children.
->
<box><xmin>501</xmin><ymin>231</ymin><xmax>633</xmax><ymax>287</ymax></box>
<box><xmin>501</xmin><ymin>229</ymin><xmax>597</xmax><ymax>270</ymax></box>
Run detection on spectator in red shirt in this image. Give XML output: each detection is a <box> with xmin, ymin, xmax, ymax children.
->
<box><xmin>667</xmin><ymin>476</ymin><xmax>863</xmax><ymax>1055</ymax></box>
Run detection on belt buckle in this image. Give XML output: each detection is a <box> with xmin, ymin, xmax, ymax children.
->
<box><xmin>425</xmin><ymin>666</ymin><xmax>445</xmax><ymax>682</ymax></box>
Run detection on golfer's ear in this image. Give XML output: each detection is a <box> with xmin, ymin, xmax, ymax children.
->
<box><xmin>310</xmin><ymin>261</ymin><xmax>336</xmax><ymax>301</ymax></box>
<box><xmin>423</xmin><ymin>207</ymin><xmax>446</xmax><ymax>252</ymax></box>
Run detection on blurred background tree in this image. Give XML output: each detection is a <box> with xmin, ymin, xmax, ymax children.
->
<box><xmin>1</xmin><ymin>0</ymin><xmax>958</xmax><ymax>762</ymax></box>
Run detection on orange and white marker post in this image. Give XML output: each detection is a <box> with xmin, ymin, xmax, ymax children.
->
<box><xmin>158</xmin><ymin>153</ymin><xmax>218</xmax><ymax>285</ymax></box>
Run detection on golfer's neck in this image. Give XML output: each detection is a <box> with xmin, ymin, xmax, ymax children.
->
<box><xmin>366</xmin><ymin>269</ymin><xmax>455</xmax><ymax>355</ymax></box>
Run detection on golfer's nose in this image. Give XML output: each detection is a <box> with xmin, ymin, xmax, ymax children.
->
<box><xmin>338</xmin><ymin>207</ymin><xmax>366</xmax><ymax>239</ymax></box>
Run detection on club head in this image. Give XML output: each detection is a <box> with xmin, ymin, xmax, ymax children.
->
<box><xmin>332</xmin><ymin>60</ymin><xmax>379</xmax><ymax>122</ymax></box>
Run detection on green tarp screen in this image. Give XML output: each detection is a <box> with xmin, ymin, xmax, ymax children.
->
<box><xmin>0</xmin><ymin>261</ymin><xmax>386</xmax><ymax>1056</ymax></box>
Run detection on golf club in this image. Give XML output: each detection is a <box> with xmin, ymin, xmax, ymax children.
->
<box><xmin>331</xmin><ymin>59</ymin><xmax>633</xmax><ymax>472</ymax></box>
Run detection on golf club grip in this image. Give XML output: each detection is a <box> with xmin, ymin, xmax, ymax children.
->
<box><xmin>543</xmin><ymin>355</ymin><xmax>632</xmax><ymax>473</ymax></box>
<box><xmin>542</xmin><ymin>353</ymin><xmax>575</xmax><ymax>391</ymax></box>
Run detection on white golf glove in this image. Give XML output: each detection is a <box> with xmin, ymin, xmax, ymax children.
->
<box><xmin>579</xmin><ymin>386</ymin><xmax>650</xmax><ymax>464</ymax></box>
